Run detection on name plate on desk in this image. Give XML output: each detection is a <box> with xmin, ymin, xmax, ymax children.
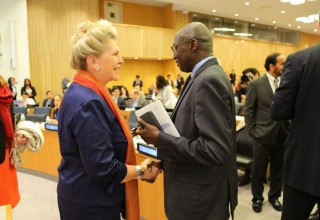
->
<box><xmin>137</xmin><ymin>143</ymin><xmax>157</xmax><ymax>159</ymax></box>
<box><xmin>45</xmin><ymin>123</ymin><xmax>58</xmax><ymax>131</ymax></box>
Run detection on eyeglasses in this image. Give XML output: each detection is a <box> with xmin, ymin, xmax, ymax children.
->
<box><xmin>171</xmin><ymin>39</ymin><xmax>198</xmax><ymax>54</ymax></box>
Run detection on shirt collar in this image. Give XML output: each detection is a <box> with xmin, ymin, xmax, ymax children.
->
<box><xmin>191</xmin><ymin>56</ymin><xmax>214</xmax><ymax>78</ymax></box>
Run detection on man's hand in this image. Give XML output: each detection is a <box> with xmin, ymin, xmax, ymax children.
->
<box><xmin>140</xmin><ymin>159</ymin><xmax>161</xmax><ymax>183</ymax></box>
<box><xmin>135</xmin><ymin>118</ymin><xmax>160</xmax><ymax>146</ymax></box>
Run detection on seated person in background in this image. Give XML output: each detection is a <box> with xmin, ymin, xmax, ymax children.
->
<box><xmin>120</xmin><ymin>86</ymin><xmax>129</xmax><ymax>99</ymax></box>
<box><xmin>50</xmin><ymin>94</ymin><xmax>62</xmax><ymax>125</ymax></box>
<box><xmin>134</xmin><ymin>85</ymin><xmax>145</xmax><ymax>99</ymax></box>
<box><xmin>112</xmin><ymin>87</ymin><xmax>126</xmax><ymax>108</ymax></box>
<box><xmin>42</xmin><ymin>91</ymin><xmax>54</xmax><ymax>107</ymax></box>
<box><xmin>126</xmin><ymin>89</ymin><xmax>148</xmax><ymax>108</ymax></box>
<box><xmin>155</xmin><ymin>75</ymin><xmax>177</xmax><ymax>109</ymax></box>
<box><xmin>21</xmin><ymin>91</ymin><xmax>36</xmax><ymax>107</ymax></box>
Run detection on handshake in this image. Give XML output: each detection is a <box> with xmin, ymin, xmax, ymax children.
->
<box><xmin>138</xmin><ymin>159</ymin><xmax>162</xmax><ymax>183</ymax></box>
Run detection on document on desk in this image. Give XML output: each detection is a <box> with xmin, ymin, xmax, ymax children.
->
<box><xmin>135</xmin><ymin>100</ymin><xmax>180</xmax><ymax>137</ymax></box>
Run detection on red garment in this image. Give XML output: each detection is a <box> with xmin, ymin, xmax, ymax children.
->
<box><xmin>0</xmin><ymin>85</ymin><xmax>20</xmax><ymax>208</ymax></box>
<box><xmin>74</xmin><ymin>70</ymin><xmax>140</xmax><ymax>220</ymax></box>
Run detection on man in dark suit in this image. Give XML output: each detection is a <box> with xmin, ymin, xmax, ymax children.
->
<box><xmin>126</xmin><ymin>89</ymin><xmax>148</xmax><ymax>108</ymax></box>
<box><xmin>42</xmin><ymin>90</ymin><xmax>54</xmax><ymax>107</ymax></box>
<box><xmin>245</xmin><ymin>53</ymin><xmax>290</xmax><ymax>213</ymax></box>
<box><xmin>270</xmin><ymin>17</ymin><xmax>320</xmax><ymax>220</ymax></box>
<box><xmin>136</xmin><ymin>22</ymin><xmax>237</xmax><ymax>220</ymax></box>
<box><xmin>132</xmin><ymin>75</ymin><xmax>143</xmax><ymax>88</ymax></box>
<box><xmin>111</xmin><ymin>87</ymin><xmax>126</xmax><ymax>108</ymax></box>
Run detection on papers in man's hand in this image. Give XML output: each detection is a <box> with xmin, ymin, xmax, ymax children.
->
<box><xmin>135</xmin><ymin>100</ymin><xmax>180</xmax><ymax>137</ymax></box>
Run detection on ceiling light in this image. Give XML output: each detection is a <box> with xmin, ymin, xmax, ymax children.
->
<box><xmin>281</xmin><ymin>10</ymin><xmax>286</xmax><ymax>13</ymax></box>
<box><xmin>297</xmin><ymin>26</ymin><xmax>301</xmax><ymax>29</ymax></box>
<box><xmin>234</xmin><ymin>33</ymin><xmax>252</xmax><ymax>37</ymax></box>
<box><xmin>272</xmin><ymin>21</ymin><xmax>277</xmax><ymax>24</ymax></box>
<box><xmin>245</xmin><ymin>2</ymin><xmax>250</xmax><ymax>5</ymax></box>
<box><xmin>193</xmin><ymin>14</ymin><xmax>197</xmax><ymax>17</ymax></box>
<box><xmin>255</xmin><ymin>17</ymin><xmax>259</xmax><ymax>21</ymax></box>
<box><xmin>134</xmin><ymin>57</ymin><xmax>138</xmax><ymax>60</ymax></box>
<box><xmin>288</xmin><ymin>24</ymin><xmax>292</xmax><ymax>27</ymax></box>
<box><xmin>314</xmin><ymin>29</ymin><xmax>318</xmax><ymax>32</ymax></box>
<box><xmin>309</xmin><ymin>14</ymin><xmax>319</xmax><ymax>21</ymax></box>
<box><xmin>214</xmin><ymin>28</ymin><xmax>236</xmax><ymax>32</ymax></box>
<box><xmin>235</xmin><ymin>14</ymin><xmax>239</xmax><ymax>17</ymax></box>
<box><xmin>296</xmin><ymin>14</ymin><xmax>318</xmax><ymax>23</ymax></box>
<box><xmin>280</xmin><ymin>0</ymin><xmax>305</xmax><ymax>4</ymax></box>
<box><xmin>290</xmin><ymin>0</ymin><xmax>305</xmax><ymax>4</ymax></box>
<box><xmin>212</xmin><ymin>9</ymin><xmax>216</xmax><ymax>13</ymax></box>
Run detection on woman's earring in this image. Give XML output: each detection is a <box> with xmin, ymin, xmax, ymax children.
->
<box><xmin>95</xmin><ymin>64</ymin><xmax>100</xmax><ymax>71</ymax></box>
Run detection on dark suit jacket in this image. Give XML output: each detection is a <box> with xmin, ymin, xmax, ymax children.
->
<box><xmin>157</xmin><ymin>58</ymin><xmax>238</xmax><ymax>220</ymax></box>
<box><xmin>42</xmin><ymin>98</ymin><xmax>54</xmax><ymax>107</ymax></box>
<box><xmin>126</xmin><ymin>98</ymin><xmax>148</xmax><ymax>108</ymax></box>
<box><xmin>115</xmin><ymin>96</ymin><xmax>126</xmax><ymax>108</ymax></box>
<box><xmin>245</xmin><ymin>74</ymin><xmax>290</xmax><ymax>145</ymax></box>
<box><xmin>271</xmin><ymin>44</ymin><xmax>320</xmax><ymax>196</ymax></box>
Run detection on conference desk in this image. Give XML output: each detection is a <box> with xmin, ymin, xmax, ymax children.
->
<box><xmin>20</xmin><ymin>129</ymin><xmax>166</xmax><ymax>220</ymax></box>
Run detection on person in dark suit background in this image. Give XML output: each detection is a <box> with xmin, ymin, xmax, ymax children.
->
<box><xmin>270</xmin><ymin>17</ymin><xmax>320</xmax><ymax>220</ymax></box>
<box><xmin>126</xmin><ymin>89</ymin><xmax>148</xmax><ymax>108</ymax></box>
<box><xmin>8</xmin><ymin>77</ymin><xmax>17</xmax><ymax>100</ymax></box>
<box><xmin>42</xmin><ymin>90</ymin><xmax>54</xmax><ymax>107</ymax></box>
<box><xmin>245</xmin><ymin>53</ymin><xmax>290</xmax><ymax>213</ymax></box>
<box><xmin>132</xmin><ymin>74</ymin><xmax>143</xmax><ymax>88</ymax></box>
<box><xmin>111</xmin><ymin>87</ymin><xmax>126</xmax><ymax>108</ymax></box>
<box><xmin>135</xmin><ymin>22</ymin><xmax>238</xmax><ymax>220</ymax></box>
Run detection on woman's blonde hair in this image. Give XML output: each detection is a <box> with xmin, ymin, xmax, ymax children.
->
<box><xmin>70</xmin><ymin>20</ymin><xmax>117</xmax><ymax>70</ymax></box>
<box><xmin>0</xmin><ymin>75</ymin><xmax>8</xmax><ymax>87</ymax></box>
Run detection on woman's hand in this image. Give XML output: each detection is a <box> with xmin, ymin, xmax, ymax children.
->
<box><xmin>16</xmin><ymin>134</ymin><xmax>28</xmax><ymax>145</ymax></box>
<box><xmin>140</xmin><ymin>159</ymin><xmax>160</xmax><ymax>183</ymax></box>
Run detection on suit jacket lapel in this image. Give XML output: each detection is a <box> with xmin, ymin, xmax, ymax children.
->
<box><xmin>262</xmin><ymin>74</ymin><xmax>274</xmax><ymax>100</ymax></box>
<box><xmin>171</xmin><ymin>57</ymin><xmax>219</xmax><ymax>121</ymax></box>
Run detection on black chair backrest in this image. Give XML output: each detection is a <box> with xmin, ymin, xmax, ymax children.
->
<box><xmin>33</xmin><ymin>107</ymin><xmax>51</xmax><ymax>115</ymax></box>
<box><xmin>13</xmin><ymin>106</ymin><xmax>28</xmax><ymax>115</ymax></box>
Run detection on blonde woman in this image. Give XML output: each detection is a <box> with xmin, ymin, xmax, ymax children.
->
<box><xmin>57</xmin><ymin>20</ymin><xmax>159</xmax><ymax>220</ymax></box>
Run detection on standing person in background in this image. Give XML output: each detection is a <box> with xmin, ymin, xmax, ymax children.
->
<box><xmin>8</xmin><ymin>77</ymin><xmax>17</xmax><ymax>100</ymax></box>
<box><xmin>155</xmin><ymin>74</ymin><xmax>177</xmax><ymax>109</ymax></box>
<box><xmin>166</xmin><ymin>74</ymin><xmax>174</xmax><ymax>87</ymax></box>
<box><xmin>57</xmin><ymin>20</ymin><xmax>159</xmax><ymax>220</ymax></box>
<box><xmin>245</xmin><ymin>53</ymin><xmax>290</xmax><ymax>213</ymax></box>
<box><xmin>270</xmin><ymin>15</ymin><xmax>320</xmax><ymax>220</ymax></box>
<box><xmin>0</xmin><ymin>74</ymin><xmax>27</xmax><ymax>208</ymax></box>
<box><xmin>229</xmin><ymin>69</ymin><xmax>236</xmax><ymax>86</ymax></box>
<box><xmin>20</xmin><ymin>78</ymin><xmax>37</xmax><ymax>101</ymax></box>
<box><xmin>135</xmin><ymin>22</ymin><xmax>237</xmax><ymax>220</ymax></box>
<box><xmin>61</xmin><ymin>77</ymin><xmax>70</xmax><ymax>94</ymax></box>
<box><xmin>50</xmin><ymin>94</ymin><xmax>63</xmax><ymax>125</ymax></box>
<box><xmin>174</xmin><ymin>74</ymin><xmax>184</xmax><ymax>95</ymax></box>
<box><xmin>132</xmin><ymin>74</ymin><xmax>143</xmax><ymax>88</ymax></box>
<box><xmin>42</xmin><ymin>91</ymin><xmax>54</xmax><ymax>107</ymax></box>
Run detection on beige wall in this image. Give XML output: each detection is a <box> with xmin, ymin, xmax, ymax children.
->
<box><xmin>27</xmin><ymin>0</ymin><xmax>320</xmax><ymax>102</ymax></box>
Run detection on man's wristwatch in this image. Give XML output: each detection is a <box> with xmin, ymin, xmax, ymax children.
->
<box><xmin>135</xmin><ymin>165</ymin><xmax>144</xmax><ymax>179</ymax></box>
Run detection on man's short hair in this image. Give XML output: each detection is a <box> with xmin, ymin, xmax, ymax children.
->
<box><xmin>264</xmin><ymin>53</ymin><xmax>282</xmax><ymax>71</ymax></box>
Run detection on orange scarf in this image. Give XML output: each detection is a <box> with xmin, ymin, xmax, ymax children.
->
<box><xmin>73</xmin><ymin>70</ymin><xmax>140</xmax><ymax>220</ymax></box>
